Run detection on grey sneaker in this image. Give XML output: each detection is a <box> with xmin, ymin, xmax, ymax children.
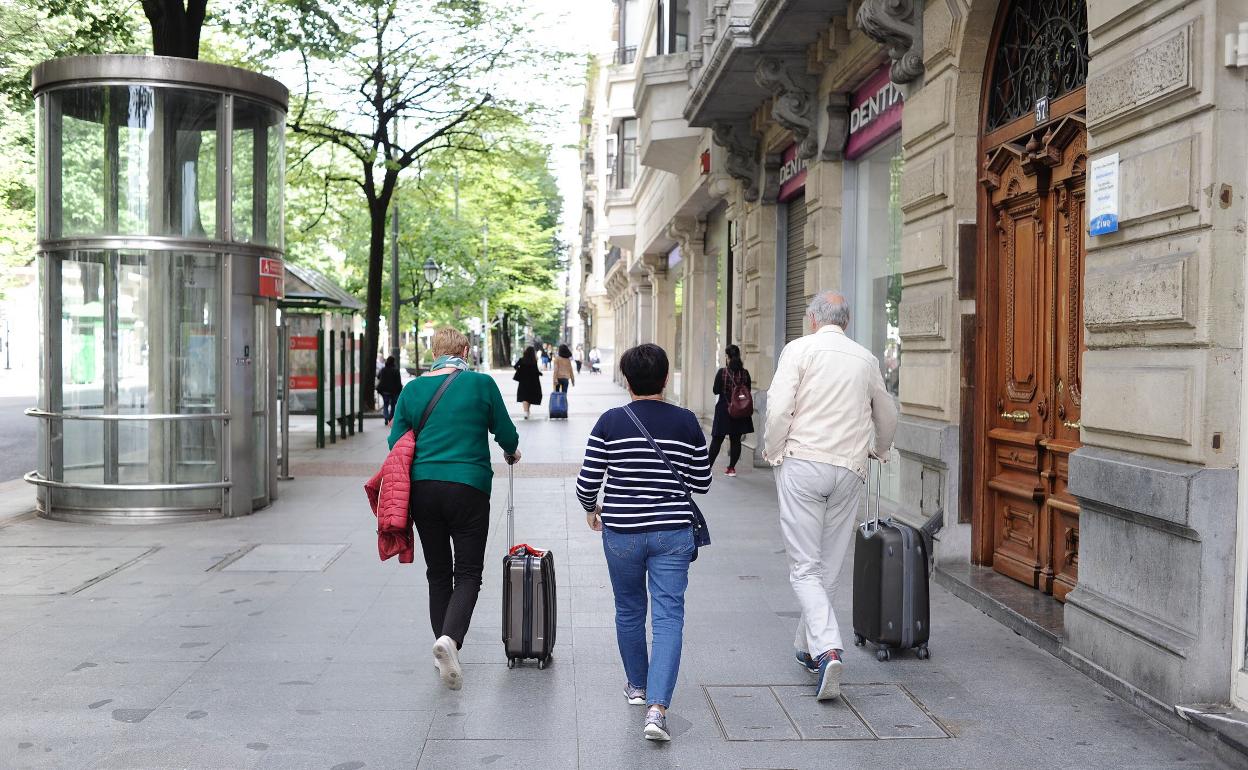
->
<box><xmin>815</xmin><ymin>649</ymin><xmax>844</xmax><ymax>702</ymax></box>
<box><xmin>643</xmin><ymin>707</ymin><xmax>670</xmax><ymax>741</ymax></box>
<box><xmin>432</xmin><ymin>635</ymin><xmax>463</xmax><ymax>691</ymax></box>
<box><xmin>624</xmin><ymin>683</ymin><xmax>647</xmax><ymax>705</ymax></box>
<box><xmin>795</xmin><ymin>650</ymin><xmax>819</xmax><ymax>674</ymax></box>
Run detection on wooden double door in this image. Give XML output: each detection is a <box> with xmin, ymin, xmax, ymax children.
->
<box><xmin>980</xmin><ymin>115</ymin><xmax>1087</xmax><ymax>601</ymax></box>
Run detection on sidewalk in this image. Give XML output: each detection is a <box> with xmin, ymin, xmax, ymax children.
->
<box><xmin>0</xmin><ymin>370</ymin><xmax>1225</xmax><ymax>769</ymax></box>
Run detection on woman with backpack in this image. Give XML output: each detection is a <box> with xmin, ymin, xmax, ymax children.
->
<box><xmin>710</xmin><ymin>344</ymin><xmax>754</xmax><ymax>477</ymax></box>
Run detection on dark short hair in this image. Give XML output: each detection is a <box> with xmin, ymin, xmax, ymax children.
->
<box><xmin>385</xmin><ymin>356</ymin><xmax>396</xmax><ymax>367</ymax></box>
<box><xmin>559</xmin><ymin>344</ymin><xmax>572</xmax><ymax>358</ymax></box>
<box><xmin>619</xmin><ymin>344</ymin><xmax>668</xmax><ymax>396</ymax></box>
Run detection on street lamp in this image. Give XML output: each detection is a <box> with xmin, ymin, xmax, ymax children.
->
<box><xmin>402</xmin><ymin>257</ymin><xmax>440</xmax><ymax>372</ymax></box>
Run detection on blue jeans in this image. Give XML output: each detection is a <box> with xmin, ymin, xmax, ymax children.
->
<box><xmin>381</xmin><ymin>392</ymin><xmax>397</xmax><ymax>423</ymax></box>
<box><xmin>555</xmin><ymin>378</ymin><xmax>569</xmax><ymax>393</ymax></box>
<box><xmin>602</xmin><ymin>526</ymin><xmax>695</xmax><ymax>708</ymax></box>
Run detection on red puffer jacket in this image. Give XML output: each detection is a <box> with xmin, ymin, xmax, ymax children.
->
<box><xmin>364</xmin><ymin>430</ymin><xmax>415</xmax><ymax>563</ymax></box>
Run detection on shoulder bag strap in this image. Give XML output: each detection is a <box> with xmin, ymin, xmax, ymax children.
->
<box><xmin>414</xmin><ymin>370</ymin><xmax>462</xmax><ymax>443</ymax></box>
<box><xmin>622</xmin><ymin>405</ymin><xmax>711</xmax><ymax>546</ymax></box>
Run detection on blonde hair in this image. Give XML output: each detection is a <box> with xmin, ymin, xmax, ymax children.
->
<box><xmin>431</xmin><ymin>327</ymin><xmax>470</xmax><ymax>357</ymax></box>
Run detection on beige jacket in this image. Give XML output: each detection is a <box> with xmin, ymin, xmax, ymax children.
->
<box><xmin>552</xmin><ymin>356</ymin><xmax>576</xmax><ymax>385</ymax></box>
<box><xmin>763</xmin><ymin>325</ymin><xmax>898</xmax><ymax>478</ymax></box>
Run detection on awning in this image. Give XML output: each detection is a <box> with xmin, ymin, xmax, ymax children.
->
<box><xmin>280</xmin><ymin>263</ymin><xmax>363</xmax><ymax>313</ymax></box>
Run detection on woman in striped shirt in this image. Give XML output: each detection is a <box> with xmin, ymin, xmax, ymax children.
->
<box><xmin>576</xmin><ymin>343</ymin><xmax>711</xmax><ymax>741</ymax></box>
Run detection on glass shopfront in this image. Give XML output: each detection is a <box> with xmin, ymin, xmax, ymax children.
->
<box><xmin>29</xmin><ymin>56</ymin><xmax>287</xmax><ymax>523</ymax></box>
<box><xmin>844</xmin><ymin>64</ymin><xmax>903</xmax><ymax>503</ymax></box>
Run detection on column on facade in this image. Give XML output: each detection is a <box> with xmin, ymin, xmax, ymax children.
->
<box><xmin>641</xmin><ymin>255</ymin><xmax>675</xmax><ymax>357</ymax></box>
<box><xmin>669</xmin><ymin>216</ymin><xmax>717</xmax><ymax>421</ymax></box>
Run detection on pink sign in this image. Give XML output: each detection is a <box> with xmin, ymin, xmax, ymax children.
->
<box><xmin>778</xmin><ymin>142</ymin><xmax>807</xmax><ymax>202</ymax></box>
<box><xmin>845</xmin><ymin>64</ymin><xmax>903</xmax><ymax>160</ymax></box>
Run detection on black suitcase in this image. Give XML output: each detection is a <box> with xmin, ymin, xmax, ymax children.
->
<box><xmin>501</xmin><ymin>464</ymin><xmax>557</xmax><ymax>668</ymax></box>
<box><xmin>852</xmin><ymin>462</ymin><xmax>931</xmax><ymax>661</ymax></box>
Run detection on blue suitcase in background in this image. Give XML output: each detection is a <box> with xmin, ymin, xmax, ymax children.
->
<box><xmin>548</xmin><ymin>391</ymin><xmax>568</xmax><ymax>420</ymax></box>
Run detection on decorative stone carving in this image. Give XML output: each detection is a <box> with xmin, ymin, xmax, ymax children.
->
<box><xmin>823</xmin><ymin>92</ymin><xmax>849</xmax><ymax>162</ymax></box>
<box><xmin>667</xmin><ymin>216</ymin><xmax>705</xmax><ymax>255</ymax></box>
<box><xmin>1085</xmin><ymin>256</ymin><xmax>1192</xmax><ymax>330</ymax></box>
<box><xmin>711</xmin><ymin>121</ymin><xmax>760</xmax><ymax>202</ymax></box>
<box><xmin>1086</xmin><ymin>24</ymin><xmax>1193</xmax><ymax>128</ymax></box>
<box><xmin>754</xmin><ymin>57</ymin><xmax>819</xmax><ymax>160</ymax></box>
<box><xmin>856</xmin><ymin>0</ymin><xmax>925</xmax><ymax>85</ymax></box>
<box><xmin>899</xmin><ymin>296</ymin><xmax>945</xmax><ymax>340</ymax></box>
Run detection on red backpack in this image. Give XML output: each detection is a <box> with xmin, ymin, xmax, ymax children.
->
<box><xmin>725</xmin><ymin>369</ymin><xmax>754</xmax><ymax>419</ymax></box>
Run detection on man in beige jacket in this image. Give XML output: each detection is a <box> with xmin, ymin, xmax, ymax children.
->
<box><xmin>764</xmin><ymin>290</ymin><xmax>897</xmax><ymax>701</ymax></box>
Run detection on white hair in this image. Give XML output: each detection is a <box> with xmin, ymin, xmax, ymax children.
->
<box><xmin>807</xmin><ymin>291</ymin><xmax>850</xmax><ymax>328</ymax></box>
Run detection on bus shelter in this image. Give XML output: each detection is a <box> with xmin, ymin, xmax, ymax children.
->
<box><xmin>27</xmin><ymin>55</ymin><xmax>288</xmax><ymax>522</ymax></box>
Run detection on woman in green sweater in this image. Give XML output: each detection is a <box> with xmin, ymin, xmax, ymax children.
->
<box><xmin>388</xmin><ymin>327</ymin><xmax>520</xmax><ymax>691</ymax></box>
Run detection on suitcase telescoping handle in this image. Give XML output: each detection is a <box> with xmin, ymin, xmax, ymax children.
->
<box><xmin>868</xmin><ymin>457</ymin><xmax>883</xmax><ymax>526</ymax></box>
<box><xmin>506</xmin><ymin>461</ymin><xmax>515</xmax><ymax>549</ymax></box>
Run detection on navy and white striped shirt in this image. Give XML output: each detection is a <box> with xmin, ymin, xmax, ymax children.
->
<box><xmin>576</xmin><ymin>400</ymin><xmax>712</xmax><ymax>532</ymax></box>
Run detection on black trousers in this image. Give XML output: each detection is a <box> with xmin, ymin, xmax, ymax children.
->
<box><xmin>411</xmin><ymin>480</ymin><xmax>491</xmax><ymax>647</ymax></box>
<box><xmin>708</xmin><ymin>433</ymin><xmax>743</xmax><ymax>469</ymax></box>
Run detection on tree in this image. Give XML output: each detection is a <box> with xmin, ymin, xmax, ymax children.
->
<box><xmin>247</xmin><ymin>0</ymin><xmax>559</xmax><ymax>409</ymax></box>
<box><xmin>141</xmin><ymin>0</ymin><xmax>208</xmax><ymax>58</ymax></box>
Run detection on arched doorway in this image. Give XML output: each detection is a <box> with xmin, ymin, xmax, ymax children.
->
<box><xmin>973</xmin><ymin>0</ymin><xmax>1089</xmax><ymax>601</ymax></box>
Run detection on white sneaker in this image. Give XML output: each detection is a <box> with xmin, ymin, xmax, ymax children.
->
<box><xmin>432</xmin><ymin>635</ymin><xmax>463</xmax><ymax>691</ymax></box>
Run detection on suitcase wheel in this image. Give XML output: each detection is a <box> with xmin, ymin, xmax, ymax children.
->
<box><xmin>537</xmin><ymin>658</ymin><xmax>546</xmax><ymax>670</ymax></box>
<box><xmin>507</xmin><ymin>657</ymin><xmax>516</xmax><ymax>669</ymax></box>
<box><xmin>876</xmin><ymin>648</ymin><xmax>891</xmax><ymax>662</ymax></box>
<box><xmin>853</xmin><ymin>634</ymin><xmax>865</xmax><ymax>647</ymax></box>
<box><xmin>916</xmin><ymin>644</ymin><xmax>930</xmax><ymax>660</ymax></box>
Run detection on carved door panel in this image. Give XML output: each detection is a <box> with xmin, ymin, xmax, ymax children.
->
<box><xmin>982</xmin><ymin>117</ymin><xmax>1086</xmax><ymax>599</ymax></box>
<box><xmin>985</xmin><ymin>147</ymin><xmax>1049</xmax><ymax>589</ymax></box>
<box><xmin>1042</xmin><ymin>126</ymin><xmax>1086</xmax><ymax>601</ymax></box>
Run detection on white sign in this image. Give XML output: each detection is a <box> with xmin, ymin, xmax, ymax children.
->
<box><xmin>1088</xmin><ymin>153</ymin><xmax>1120</xmax><ymax>236</ymax></box>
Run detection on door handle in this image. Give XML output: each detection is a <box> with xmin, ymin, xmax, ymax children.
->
<box><xmin>1000</xmin><ymin>410</ymin><xmax>1031</xmax><ymax>423</ymax></box>
<box><xmin>1063</xmin><ymin>420</ymin><xmax>1081</xmax><ymax>430</ymax></box>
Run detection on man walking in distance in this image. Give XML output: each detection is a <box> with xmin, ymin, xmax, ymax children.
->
<box><xmin>764</xmin><ymin>291</ymin><xmax>897</xmax><ymax>701</ymax></box>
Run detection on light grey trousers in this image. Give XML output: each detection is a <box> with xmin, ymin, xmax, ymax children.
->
<box><xmin>775</xmin><ymin>458</ymin><xmax>863</xmax><ymax>656</ymax></box>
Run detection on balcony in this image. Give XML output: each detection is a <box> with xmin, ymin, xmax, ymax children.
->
<box><xmin>604</xmin><ymin>188</ymin><xmax>636</xmax><ymax>252</ymax></box>
<box><xmin>684</xmin><ymin>0</ymin><xmax>848</xmax><ymax>126</ymax></box>
<box><xmin>614</xmin><ymin>46</ymin><xmax>638</xmax><ymax>66</ymax></box>
<box><xmin>635</xmin><ymin>52</ymin><xmax>702</xmax><ymax>174</ymax></box>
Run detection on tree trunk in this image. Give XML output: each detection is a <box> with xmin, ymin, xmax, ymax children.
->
<box><xmin>143</xmin><ymin>0</ymin><xmax>206</xmax><ymax>59</ymax></box>
<box><xmin>361</xmin><ymin>198</ymin><xmax>388</xmax><ymax>411</ymax></box>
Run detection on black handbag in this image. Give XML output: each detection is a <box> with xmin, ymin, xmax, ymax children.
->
<box><xmin>621</xmin><ymin>405</ymin><xmax>712</xmax><ymax>556</ymax></box>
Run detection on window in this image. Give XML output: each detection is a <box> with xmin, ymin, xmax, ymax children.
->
<box><xmin>610</xmin><ymin>120</ymin><xmax>637</xmax><ymax>189</ymax></box>
<box><xmin>617</xmin><ymin>0</ymin><xmax>641</xmax><ymax>63</ymax></box>
<box><xmin>655</xmin><ymin>0</ymin><xmax>689</xmax><ymax>55</ymax></box>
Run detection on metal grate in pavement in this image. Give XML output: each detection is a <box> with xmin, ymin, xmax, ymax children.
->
<box><xmin>704</xmin><ymin>683</ymin><xmax>949</xmax><ymax>741</ymax></box>
<box><xmin>221</xmin><ymin>544</ymin><xmax>348</xmax><ymax>572</ymax></box>
<box><xmin>0</xmin><ymin>546</ymin><xmax>156</xmax><ymax>595</ymax></box>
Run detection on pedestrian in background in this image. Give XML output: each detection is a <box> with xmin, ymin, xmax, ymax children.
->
<box><xmin>709</xmin><ymin>344</ymin><xmax>753</xmax><ymax>477</ymax></box>
<box><xmin>388</xmin><ymin>327</ymin><xmax>521</xmax><ymax>691</ymax></box>
<box><xmin>574</xmin><ymin>343</ymin><xmax>585</xmax><ymax>374</ymax></box>
<box><xmin>540</xmin><ymin>344</ymin><xmax>552</xmax><ymax>370</ymax></box>
<box><xmin>576</xmin><ymin>343</ymin><xmax>711</xmax><ymax>742</ymax></box>
<box><xmin>589</xmin><ymin>346</ymin><xmax>602</xmax><ymax>374</ymax></box>
<box><xmin>376</xmin><ymin>355</ymin><xmax>403</xmax><ymax>427</ymax></box>
<box><xmin>513</xmin><ymin>345</ymin><xmax>543</xmax><ymax>419</ymax></box>
<box><xmin>553</xmin><ymin>344</ymin><xmax>576</xmax><ymax>393</ymax></box>
<box><xmin>764</xmin><ymin>291</ymin><xmax>897</xmax><ymax>702</ymax></box>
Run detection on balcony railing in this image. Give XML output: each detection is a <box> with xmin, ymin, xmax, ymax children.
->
<box><xmin>615</xmin><ymin>46</ymin><xmax>637</xmax><ymax>65</ymax></box>
<box><xmin>605</xmin><ymin>246</ymin><xmax>622</xmax><ymax>275</ymax></box>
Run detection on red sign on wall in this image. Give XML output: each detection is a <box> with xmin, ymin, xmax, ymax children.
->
<box><xmin>259</xmin><ymin>257</ymin><xmax>284</xmax><ymax>298</ymax></box>
<box><xmin>778</xmin><ymin>142</ymin><xmax>807</xmax><ymax>202</ymax></box>
<box><xmin>290</xmin><ymin>335</ymin><xmax>318</xmax><ymax>350</ymax></box>
<box><xmin>845</xmin><ymin>63</ymin><xmax>904</xmax><ymax>160</ymax></box>
<box><xmin>289</xmin><ymin>375</ymin><xmax>317</xmax><ymax>390</ymax></box>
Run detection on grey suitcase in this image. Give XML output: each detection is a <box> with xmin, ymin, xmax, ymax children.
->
<box><xmin>852</xmin><ymin>460</ymin><xmax>932</xmax><ymax>661</ymax></box>
<box><xmin>501</xmin><ymin>464</ymin><xmax>556</xmax><ymax>668</ymax></box>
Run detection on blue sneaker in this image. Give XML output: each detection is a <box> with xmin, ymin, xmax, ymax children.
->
<box><xmin>643</xmin><ymin>707</ymin><xmax>670</xmax><ymax>741</ymax></box>
<box><xmin>795</xmin><ymin>650</ymin><xmax>820</xmax><ymax>675</ymax></box>
<box><xmin>815</xmin><ymin>649</ymin><xmax>844</xmax><ymax>702</ymax></box>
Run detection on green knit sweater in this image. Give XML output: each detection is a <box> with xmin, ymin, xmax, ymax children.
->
<box><xmin>386</xmin><ymin>371</ymin><xmax>519</xmax><ymax>495</ymax></box>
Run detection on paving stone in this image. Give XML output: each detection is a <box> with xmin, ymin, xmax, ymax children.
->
<box><xmin>0</xmin><ymin>546</ymin><xmax>154</xmax><ymax>595</ymax></box>
<box><xmin>772</xmin><ymin>685</ymin><xmax>875</xmax><ymax>740</ymax></box>
<box><xmin>705</xmin><ymin>686</ymin><xmax>801</xmax><ymax>741</ymax></box>
<box><xmin>841</xmin><ymin>683</ymin><xmax>948</xmax><ymax>739</ymax></box>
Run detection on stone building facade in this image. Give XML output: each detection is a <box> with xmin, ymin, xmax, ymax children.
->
<box><xmin>579</xmin><ymin>0</ymin><xmax>1248</xmax><ymax>756</ymax></box>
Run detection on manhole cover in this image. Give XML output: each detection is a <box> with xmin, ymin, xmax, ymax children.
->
<box><xmin>0</xmin><ymin>546</ymin><xmax>156</xmax><ymax>595</ymax></box>
<box><xmin>222</xmin><ymin>544</ymin><xmax>348</xmax><ymax>572</ymax></box>
<box><xmin>705</xmin><ymin>684</ymin><xmax>948</xmax><ymax>741</ymax></box>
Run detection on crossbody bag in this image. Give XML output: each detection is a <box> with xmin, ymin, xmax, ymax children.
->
<box><xmin>621</xmin><ymin>405</ymin><xmax>712</xmax><ymax>557</ymax></box>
